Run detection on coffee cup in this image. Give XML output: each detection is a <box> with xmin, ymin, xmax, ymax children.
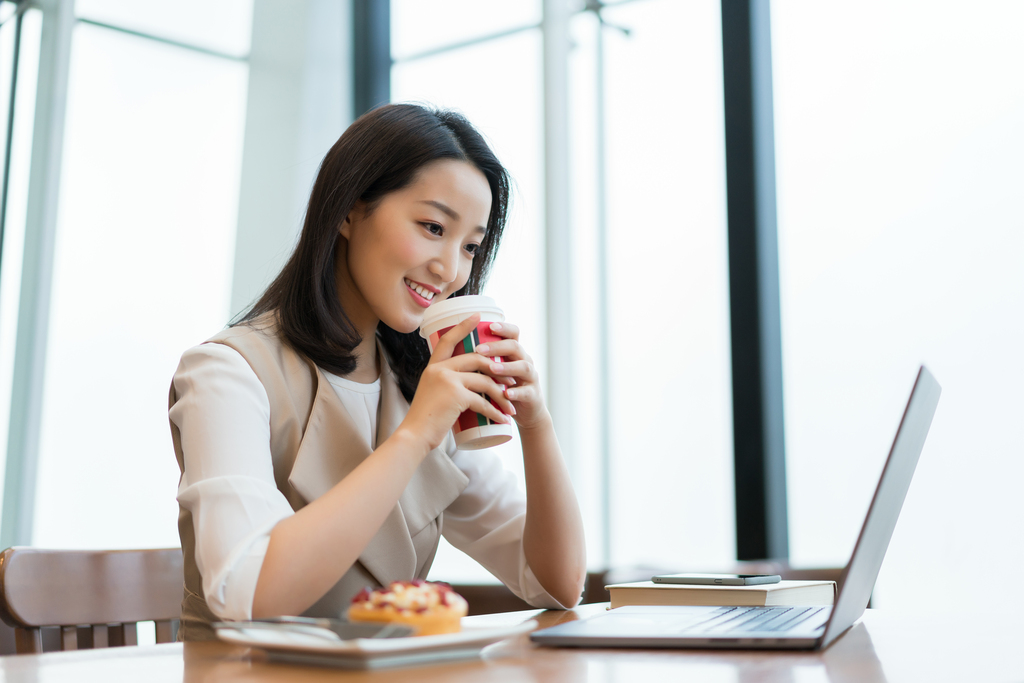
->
<box><xmin>419</xmin><ymin>295</ymin><xmax>514</xmax><ymax>450</ymax></box>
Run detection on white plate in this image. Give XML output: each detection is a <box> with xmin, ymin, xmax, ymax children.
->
<box><xmin>215</xmin><ymin>619</ymin><xmax>538</xmax><ymax>670</ymax></box>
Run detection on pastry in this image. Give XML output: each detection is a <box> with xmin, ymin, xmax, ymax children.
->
<box><xmin>347</xmin><ymin>580</ymin><xmax>469</xmax><ymax>636</ymax></box>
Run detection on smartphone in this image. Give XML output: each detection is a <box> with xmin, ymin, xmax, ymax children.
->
<box><xmin>651</xmin><ymin>573</ymin><xmax>782</xmax><ymax>586</ymax></box>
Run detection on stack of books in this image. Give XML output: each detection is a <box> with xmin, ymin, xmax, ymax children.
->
<box><xmin>605</xmin><ymin>580</ymin><xmax>836</xmax><ymax>609</ymax></box>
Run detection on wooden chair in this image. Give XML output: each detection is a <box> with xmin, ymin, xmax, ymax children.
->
<box><xmin>0</xmin><ymin>547</ymin><xmax>183</xmax><ymax>654</ymax></box>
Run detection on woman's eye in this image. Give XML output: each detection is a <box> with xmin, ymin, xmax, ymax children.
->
<box><xmin>464</xmin><ymin>243</ymin><xmax>480</xmax><ymax>256</ymax></box>
<box><xmin>421</xmin><ymin>222</ymin><xmax>443</xmax><ymax>236</ymax></box>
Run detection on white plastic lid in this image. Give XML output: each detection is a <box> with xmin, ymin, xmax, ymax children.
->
<box><xmin>419</xmin><ymin>295</ymin><xmax>504</xmax><ymax>340</ymax></box>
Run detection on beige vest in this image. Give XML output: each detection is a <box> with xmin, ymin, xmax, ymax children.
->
<box><xmin>169</xmin><ymin>316</ymin><xmax>470</xmax><ymax>640</ymax></box>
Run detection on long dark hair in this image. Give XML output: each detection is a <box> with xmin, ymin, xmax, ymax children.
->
<box><xmin>238</xmin><ymin>104</ymin><xmax>510</xmax><ymax>402</ymax></box>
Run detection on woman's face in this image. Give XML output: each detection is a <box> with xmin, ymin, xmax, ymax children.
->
<box><xmin>338</xmin><ymin>159</ymin><xmax>493</xmax><ymax>335</ymax></box>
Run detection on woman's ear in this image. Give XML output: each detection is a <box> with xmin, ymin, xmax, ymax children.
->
<box><xmin>340</xmin><ymin>200</ymin><xmax>366</xmax><ymax>239</ymax></box>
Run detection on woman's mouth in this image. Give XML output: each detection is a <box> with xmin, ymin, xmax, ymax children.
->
<box><xmin>405</xmin><ymin>278</ymin><xmax>436</xmax><ymax>307</ymax></box>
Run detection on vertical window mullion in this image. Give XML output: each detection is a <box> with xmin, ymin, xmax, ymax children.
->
<box><xmin>721</xmin><ymin>0</ymin><xmax>788</xmax><ymax>561</ymax></box>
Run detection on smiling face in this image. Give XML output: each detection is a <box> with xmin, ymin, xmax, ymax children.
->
<box><xmin>337</xmin><ymin>159</ymin><xmax>493</xmax><ymax>336</ymax></box>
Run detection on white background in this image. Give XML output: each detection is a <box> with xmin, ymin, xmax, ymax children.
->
<box><xmin>774</xmin><ymin>0</ymin><xmax>1024</xmax><ymax>611</ymax></box>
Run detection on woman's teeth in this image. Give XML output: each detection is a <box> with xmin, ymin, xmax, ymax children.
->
<box><xmin>405</xmin><ymin>279</ymin><xmax>435</xmax><ymax>301</ymax></box>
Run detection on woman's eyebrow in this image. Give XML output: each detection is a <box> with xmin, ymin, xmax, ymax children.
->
<box><xmin>419</xmin><ymin>200</ymin><xmax>460</xmax><ymax>221</ymax></box>
<box><xmin>419</xmin><ymin>200</ymin><xmax>486</xmax><ymax>234</ymax></box>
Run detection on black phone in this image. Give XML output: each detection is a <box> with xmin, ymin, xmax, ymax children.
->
<box><xmin>651</xmin><ymin>573</ymin><xmax>782</xmax><ymax>586</ymax></box>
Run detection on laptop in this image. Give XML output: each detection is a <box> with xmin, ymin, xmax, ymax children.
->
<box><xmin>531</xmin><ymin>365</ymin><xmax>941</xmax><ymax>650</ymax></box>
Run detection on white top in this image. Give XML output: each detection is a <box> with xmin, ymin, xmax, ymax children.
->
<box><xmin>171</xmin><ymin>343</ymin><xmax>567</xmax><ymax>621</ymax></box>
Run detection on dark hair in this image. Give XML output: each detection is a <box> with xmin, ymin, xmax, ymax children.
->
<box><xmin>238</xmin><ymin>104</ymin><xmax>510</xmax><ymax>402</ymax></box>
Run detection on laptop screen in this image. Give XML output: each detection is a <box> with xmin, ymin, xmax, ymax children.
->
<box><xmin>821</xmin><ymin>366</ymin><xmax>941</xmax><ymax>647</ymax></box>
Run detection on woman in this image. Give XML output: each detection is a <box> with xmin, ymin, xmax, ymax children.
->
<box><xmin>169</xmin><ymin>104</ymin><xmax>586</xmax><ymax>640</ymax></box>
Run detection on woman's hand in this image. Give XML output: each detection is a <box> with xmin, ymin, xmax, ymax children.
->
<box><xmin>397</xmin><ymin>314</ymin><xmax>515</xmax><ymax>454</ymax></box>
<box><xmin>474</xmin><ymin>322</ymin><xmax>551</xmax><ymax>431</ymax></box>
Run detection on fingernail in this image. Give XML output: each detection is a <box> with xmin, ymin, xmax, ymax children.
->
<box><xmin>509</xmin><ymin>404</ymin><xmax>517</xmax><ymax>416</ymax></box>
<box><xmin>490</xmin><ymin>323</ymin><xmax>502</xmax><ymax>331</ymax></box>
<box><xmin>477</xmin><ymin>344</ymin><xmax>490</xmax><ymax>354</ymax></box>
<box><xmin>506</xmin><ymin>388</ymin><xmax>516</xmax><ymax>400</ymax></box>
<box><xmin>491</xmin><ymin>362</ymin><xmax>503</xmax><ymax>373</ymax></box>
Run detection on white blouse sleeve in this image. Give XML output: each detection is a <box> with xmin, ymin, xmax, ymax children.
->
<box><xmin>441</xmin><ymin>444</ymin><xmax>579</xmax><ymax>609</ymax></box>
<box><xmin>170</xmin><ymin>343</ymin><xmax>295</xmax><ymax>621</ymax></box>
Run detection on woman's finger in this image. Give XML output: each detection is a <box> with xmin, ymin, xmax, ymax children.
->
<box><xmin>504</xmin><ymin>384</ymin><xmax>535</xmax><ymax>403</ymax></box>
<box><xmin>429</xmin><ymin>314</ymin><xmax>481</xmax><ymax>363</ymax></box>
<box><xmin>474</xmin><ymin>338</ymin><xmax>527</xmax><ymax>362</ymax></box>
<box><xmin>461</xmin><ymin>386</ymin><xmax>515</xmax><ymax>424</ymax></box>
<box><xmin>486</xmin><ymin>321</ymin><xmax>519</xmax><ymax>340</ymax></box>
<box><xmin>442</xmin><ymin>351</ymin><xmax>499</xmax><ymax>374</ymax></box>
<box><xmin>461</xmin><ymin>373</ymin><xmax>516</xmax><ymax>417</ymax></box>
<box><xmin>467</xmin><ymin>393</ymin><xmax>514</xmax><ymax>424</ymax></box>
<box><xmin>483</xmin><ymin>359</ymin><xmax>538</xmax><ymax>384</ymax></box>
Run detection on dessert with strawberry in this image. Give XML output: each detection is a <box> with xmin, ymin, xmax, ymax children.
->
<box><xmin>347</xmin><ymin>580</ymin><xmax>469</xmax><ymax>636</ymax></box>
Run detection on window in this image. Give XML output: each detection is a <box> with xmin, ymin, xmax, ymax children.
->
<box><xmin>774</xmin><ymin>0</ymin><xmax>1024</xmax><ymax>610</ymax></box>
<box><xmin>0</xmin><ymin>4</ymin><xmax>42</xmax><ymax>507</ymax></box>
<box><xmin>574</xmin><ymin>0</ymin><xmax>734</xmax><ymax>572</ymax></box>
<box><xmin>29</xmin><ymin>5</ymin><xmax>251</xmax><ymax>549</ymax></box>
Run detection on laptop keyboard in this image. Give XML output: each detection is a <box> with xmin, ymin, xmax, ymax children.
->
<box><xmin>677</xmin><ymin>606</ymin><xmax>829</xmax><ymax>634</ymax></box>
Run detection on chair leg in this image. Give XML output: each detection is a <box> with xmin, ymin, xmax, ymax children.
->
<box><xmin>105</xmin><ymin>623</ymin><xmax>138</xmax><ymax>647</ymax></box>
<box><xmin>92</xmin><ymin>624</ymin><xmax>108</xmax><ymax>648</ymax></box>
<box><xmin>77</xmin><ymin>625</ymin><xmax>93</xmax><ymax>649</ymax></box>
<box><xmin>155</xmin><ymin>620</ymin><xmax>173</xmax><ymax>644</ymax></box>
<box><xmin>14</xmin><ymin>627</ymin><xmax>42</xmax><ymax>654</ymax></box>
<box><xmin>61</xmin><ymin>625</ymin><xmax>78</xmax><ymax>651</ymax></box>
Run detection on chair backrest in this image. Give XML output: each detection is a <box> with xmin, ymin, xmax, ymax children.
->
<box><xmin>0</xmin><ymin>547</ymin><xmax>183</xmax><ymax>654</ymax></box>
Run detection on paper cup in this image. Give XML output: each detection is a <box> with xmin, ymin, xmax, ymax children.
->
<box><xmin>419</xmin><ymin>295</ymin><xmax>513</xmax><ymax>450</ymax></box>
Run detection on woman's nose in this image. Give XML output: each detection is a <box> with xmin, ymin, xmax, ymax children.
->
<box><xmin>428</xmin><ymin>244</ymin><xmax>460</xmax><ymax>283</ymax></box>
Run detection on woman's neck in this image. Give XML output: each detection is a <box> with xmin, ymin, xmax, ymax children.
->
<box><xmin>347</xmin><ymin>330</ymin><xmax>380</xmax><ymax>383</ymax></box>
<box><xmin>333</xmin><ymin>242</ymin><xmax>381</xmax><ymax>382</ymax></box>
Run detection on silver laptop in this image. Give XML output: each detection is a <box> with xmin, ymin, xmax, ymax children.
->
<box><xmin>531</xmin><ymin>365</ymin><xmax>940</xmax><ymax>650</ymax></box>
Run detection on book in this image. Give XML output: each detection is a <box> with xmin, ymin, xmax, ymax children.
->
<box><xmin>605</xmin><ymin>580</ymin><xmax>836</xmax><ymax>609</ymax></box>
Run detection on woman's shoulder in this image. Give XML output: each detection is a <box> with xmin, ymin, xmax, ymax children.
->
<box><xmin>197</xmin><ymin>312</ymin><xmax>317</xmax><ymax>405</ymax></box>
<box><xmin>174</xmin><ymin>313</ymin><xmax>302</xmax><ymax>387</ymax></box>
<box><xmin>207</xmin><ymin>311</ymin><xmax>282</xmax><ymax>347</ymax></box>
<box><xmin>172</xmin><ymin>341</ymin><xmax>268</xmax><ymax>413</ymax></box>
<box><xmin>204</xmin><ymin>313</ymin><xmax>306</xmax><ymax>371</ymax></box>
<box><xmin>172</xmin><ymin>315</ymin><xmax>304</xmax><ymax>414</ymax></box>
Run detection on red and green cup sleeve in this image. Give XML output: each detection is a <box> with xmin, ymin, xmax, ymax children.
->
<box><xmin>431</xmin><ymin>322</ymin><xmax>507</xmax><ymax>433</ymax></box>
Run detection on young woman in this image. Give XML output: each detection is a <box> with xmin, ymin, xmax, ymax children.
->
<box><xmin>169</xmin><ymin>104</ymin><xmax>586</xmax><ymax>640</ymax></box>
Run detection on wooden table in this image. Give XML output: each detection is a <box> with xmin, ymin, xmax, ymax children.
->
<box><xmin>0</xmin><ymin>604</ymin><xmax>1021</xmax><ymax>682</ymax></box>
